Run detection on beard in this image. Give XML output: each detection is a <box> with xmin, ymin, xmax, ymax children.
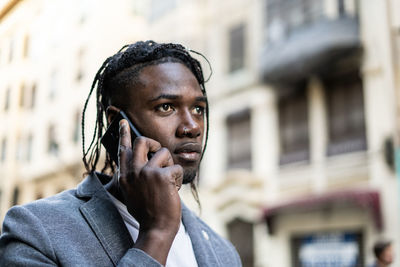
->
<box><xmin>182</xmin><ymin>167</ymin><xmax>198</xmax><ymax>184</ymax></box>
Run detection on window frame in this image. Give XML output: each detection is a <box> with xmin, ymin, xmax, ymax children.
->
<box><xmin>226</xmin><ymin>108</ymin><xmax>252</xmax><ymax>170</ymax></box>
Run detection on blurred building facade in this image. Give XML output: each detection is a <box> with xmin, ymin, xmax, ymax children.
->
<box><xmin>198</xmin><ymin>0</ymin><xmax>400</xmax><ymax>266</ymax></box>
<box><xmin>0</xmin><ymin>0</ymin><xmax>400</xmax><ymax>266</ymax></box>
<box><xmin>0</xmin><ymin>0</ymin><xmax>148</xmax><ymax>216</ymax></box>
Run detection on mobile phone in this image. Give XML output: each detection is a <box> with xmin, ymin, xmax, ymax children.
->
<box><xmin>101</xmin><ymin>110</ymin><xmax>143</xmax><ymax>166</ymax></box>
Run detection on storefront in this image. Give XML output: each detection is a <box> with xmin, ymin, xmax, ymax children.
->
<box><xmin>291</xmin><ymin>231</ymin><xmax>364</xmax><ymax>267</ymax></box>
<box><xmin>263</xmin><ymin>190</ymin><xmax>382</xmax><ymax>267</ymax></box>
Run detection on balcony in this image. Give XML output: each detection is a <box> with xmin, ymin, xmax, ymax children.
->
<box><xmin>260</xmin><ymin>16</ymin><xmax>361</xmax><ymax>85</ymax></box>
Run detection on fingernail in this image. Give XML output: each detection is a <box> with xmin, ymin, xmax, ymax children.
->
<box><xmin>119</xmin><ymin>121</ymin><xmax>126</xmax><ymax>131</ymax></box>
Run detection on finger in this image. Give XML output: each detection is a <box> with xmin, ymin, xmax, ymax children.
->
<box><xmin>118</xmin><ymin>119</ymin><xmax>132</xmax><ymax>177</ymax></box>
<box><xmin>147</xmin><ymin>147</ymin><xmax>174</xmax><ymax>168</ymax></box>
<box><xmin>132</xmin><ymin>136</ymin><xmax>162</xmax><ymax>168</ymax></box>
<box><xmin>119</xmin><ymin>119</ymin><xmax>132</xmax><ymax>149</ymax></box>
<box><xmin>164</xmin><ymin>164</ymin><xmax>183</xmax><ymax>191</ymax></box>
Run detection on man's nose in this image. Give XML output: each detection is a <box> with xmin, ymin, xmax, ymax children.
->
<box><xmin>176</xmin><ymin>111</ymin><xmax>201</xmax><ymax>138</ymax></box>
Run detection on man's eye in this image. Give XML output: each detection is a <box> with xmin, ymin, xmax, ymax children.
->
<box><xmin>192</xmin><ymin>106</ymin><xmax>204</xmax><ymax>115</ymax></box>
<box><xmin>157</xmin><ymin>103</ymin><xmax>173</xmax><ymax>112</ymax></box>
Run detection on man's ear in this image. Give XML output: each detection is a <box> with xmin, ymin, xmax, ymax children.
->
<box><xmin>106</xmin><ymin>105</ymin><xmax>121</xmax><ymax>124</ymax></box>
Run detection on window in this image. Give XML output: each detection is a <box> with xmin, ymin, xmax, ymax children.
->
<box><xmin>267</xmin><ymin>0</ymin><xmax>323</xmax><ymax>43</ymax></box>
<box><xmin>48</xmin><ymin>124</ymin><xmax>59</xmax><ymax>156</ymax></box>
<box><xmin>291</xmin><ymin>231</ymin><xmax>364</xmax><ymax>267</ymax></box>
<box><xmin>26</xmin><ymin>134</ymin><xmax>33</xmax><ymax>161</ymax></box>
<box><xmin>19</xmin><ymin>84</ymin><xmax>26</xmax><ymax>108</ymax></box>
<box><xmin>1</xmin><ymin>137</ymin><xmax>7</xmax><ymax>162</ymax></box>
<box><xmin>338</xmin><ymin>0</ymin><xmax>345</xmax><ymax>16</ymax></box>
<box><xmin>23</xmin><ymin>34</ymin><xmax>29</xmax><ymax>58</ymax></box>
<box><xmin>30</xmin><ymin>84</ymin><xmax>37</xmax><ymax>109</ymax></box>
<box><xmin>15</xmin><ymin>136</ymin><xmax>24</xmax><ymax>161</ymax></box>
<box><xmin>12</xmin><ymin>187</ymin><xmax>19</xmax><ymax>206</ymax></box>
<box><xmin>278</xmin><ymin>83</ymin><xmax>309</xmax><ymax>164</ymax></box>
<box><xmin>8</xmin><ymin>39</ymin><xmax>14</xmax><ymax>63</ymax></box>
<box><xmin>324</xmin><ymin>70</ymin><xmax>366</xmax><ymax>156</ymax></box>
<box><xmin>49</xmin><ymin>69</ymin><xmax>58</xmax><ymax>99</ymax></box>
<box><xmin>4</xmin><ymin>87</ymin><xmax>10</xmax><ymax>111</ymax></box>
<box><xmin>72</xmin><ymin>110</ymin><xmax>80</xmax><ymax>143</ymax></box>
<box><xmin>227</xmin><ymin>109</ymin><xmax>252</xmax><ymax>169</ymax></box>
<box><xmin>228</xmin><ymin>218</ymin><xmax>254</xmax><ymax>267</ymax></box>
<box><xmin>229</xmin><ymin>23</ymin><xmax>246</xmax><ymax>72</ymax></box>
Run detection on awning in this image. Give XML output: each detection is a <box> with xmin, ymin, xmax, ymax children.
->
<box><xmin>263</xmin><ymin>189</ymin><xmax>382</xmax><ymax>235</ymax></box>
<box><xmin>260</xmin><ymin>16</ymin><xmax>361</xmax><ymax>85</ymax></box>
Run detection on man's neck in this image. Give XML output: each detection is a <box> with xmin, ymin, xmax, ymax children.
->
<box><xmin>377</xmin><ymin>260</ymin><xmax>390</xmax><ymax>267</ymax></box>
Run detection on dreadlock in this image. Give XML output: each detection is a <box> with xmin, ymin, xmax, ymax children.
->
<box><xmin>81</xmin><ymin>40</ymin><xmax>211</xmax><ymax>205</ymax></box>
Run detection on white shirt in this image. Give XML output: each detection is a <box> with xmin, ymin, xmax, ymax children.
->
<box><xmin>107</xmin><ymin>192</ymin><xmax>199</xmax><ymax>267</ymax></box>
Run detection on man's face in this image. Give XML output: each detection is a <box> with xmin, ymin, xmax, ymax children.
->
<box><xmin>123</xmin><ymin>62</ymin><xmax>206</xmax><ymax>184</ymax></box>
<box><xmin>380</xmin><ymin>245</ymin><xmax>394</xmax><ymax>265</ymax></box>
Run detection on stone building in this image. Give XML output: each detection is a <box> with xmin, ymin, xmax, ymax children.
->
<box><xmin>199</xmin><ymin>0</ymin><xmax>400</xmax><ymax>266</ymax></box>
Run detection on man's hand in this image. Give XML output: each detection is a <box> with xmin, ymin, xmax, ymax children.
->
<box><xmin>118</xmin><ymin>119</ymin><xmax>183</xmax><ymax>265</ymax></box>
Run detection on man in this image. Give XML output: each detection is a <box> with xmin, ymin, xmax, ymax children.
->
<box><xmin>0</xmin><ymin>41</ymin><xmax>242</xmax><ymax>266</ymax></box>
<box><xmin>370</xmin><ymin>240</ymin><xmax>394</xmax><ymax>267</ymax></box>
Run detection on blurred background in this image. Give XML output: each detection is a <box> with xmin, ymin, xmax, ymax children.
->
<box><xmin>0</xmin><ymin>0</ymin><xmax>399</xmax><ymax>266</ymax></box>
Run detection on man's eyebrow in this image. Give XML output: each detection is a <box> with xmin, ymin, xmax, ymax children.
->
<box><xmin>149</xmin><ymin>94</ymin><xmax>180</xmax><ymax>102</ymax></box>
<box><xmin>148</xmin><ymin>94</ymin><xmax>208</xmax><ymax>103</ymax></box>
<box><xmin>196</xmin><ymin>96</ymin><xmax>207</xmax><ymax>103</ymax></box>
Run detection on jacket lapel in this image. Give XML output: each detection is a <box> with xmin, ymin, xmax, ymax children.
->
<box><xmin>182</xmin><ymin>204</ymin><xmax>220</xmax><ymax>267</ymax></box>
<box><xmin>76</xmin><ymin>174</ymin><xmax>220</xmax><ymax>266</ymax></box>
<box><xmin>77</xmin><ymin>174</ymin><xmax>133</xmax><ymax>266</ymax></box>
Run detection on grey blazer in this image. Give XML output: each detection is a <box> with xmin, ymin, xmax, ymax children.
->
<box><xmin>0</xmin><ymin>173</ymin><xmax>241</xmax><ymax>267</ymax></box>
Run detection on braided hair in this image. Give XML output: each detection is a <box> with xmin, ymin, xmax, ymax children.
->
<box><xmin>81</xmin><ymin>40</ymin><xmax>211</xmax><ymax>202</ymax></box>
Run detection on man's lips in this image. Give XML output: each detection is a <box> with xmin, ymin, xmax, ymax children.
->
<box><xmin>174</xmin><ymin>143</ymin><xmax>202</xmax><ymax>162</ymax></box>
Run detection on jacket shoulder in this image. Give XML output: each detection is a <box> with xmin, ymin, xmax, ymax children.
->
<box><xmin>12</xmin><ymin>188</ymin><xmax>82</xmax><ymax>217</ymax></box>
